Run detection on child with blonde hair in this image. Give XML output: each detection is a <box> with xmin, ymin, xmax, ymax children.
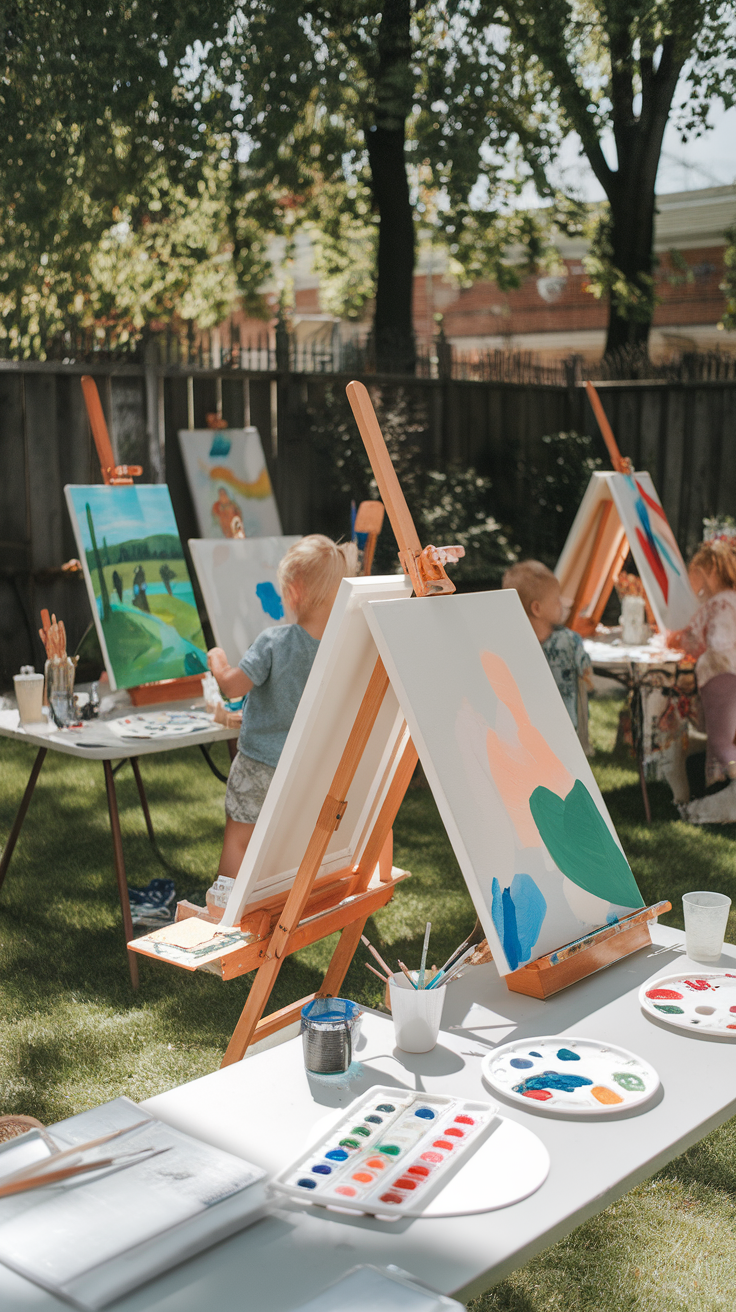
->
<box><xmin>502</xmin><ymin>559</ymin><xmax>593</xmax><ymax>743</ymax></box>
<box><xmin>668</xmin><ymin>540</ymin><xmax>736</xmax><ymax>786</ymax></box>
<box><xmin>208</xmin><ymin>534</ymin><xmax>358</xmax><ymax>876</ymax></box>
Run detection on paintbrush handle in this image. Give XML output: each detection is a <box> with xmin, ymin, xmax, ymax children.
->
<box><xmin>365</xmin><ymin>962</ymin><xmax>390</xmax><ymax>985</ymax></box>
<box><xmin>3</xmin><ymin>1118</ymin><xmax>151</xmax><ymax>1184</ymax></box>
<box><xmin>361</xmin><ymin>935</ymin><xmax>393</xmax><ymax>977</ymax></box>
<box><xmin>397</xmin><ymin>960</ymin><xmax>417</xmax><ymax>989</ymax></box>
<box><xmin>417</xmin><ymin>921</ymin><xmax>431</xmax><ymax>989</ymax></box>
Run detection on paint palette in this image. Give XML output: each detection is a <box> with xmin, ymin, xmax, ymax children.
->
<box><xmin>639</xmin><ymin>971</ymin><xmax>736</xmax><ymax>1038</ymax></box>
<box><xmin>271</xmin><ymin>1086</ymin><xmax>496</xmax><ymax>1218</ymax></box>
<box><xmin>108</xmin><ymin>711</ymin><xmax>212</xmax><ymax>740</ymax></box>
<box><xmin>481</xmin><ymin>1036</ymin><xmax>659</xmax><ymax>1115</ymax></box>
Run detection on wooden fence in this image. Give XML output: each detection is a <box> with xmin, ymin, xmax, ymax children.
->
<box><xmin>1</xmin><ymin>360</ymin><xmax>734</xmax><ymax>686</ymax></box>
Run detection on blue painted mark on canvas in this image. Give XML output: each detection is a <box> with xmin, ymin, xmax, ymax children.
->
<box><xmin>256</xmin><ymin>581</ymin><xmax>284</xmax><ymax>620</ymax></box>
<box><xmin>491</xmin><ymin>873</ymin><xmax>547</xmax><ymax>971</ymax></box>
<box><xmin>209</xmin><ymin>433</ymin><xmax>231</xmax><ymax>458</ymax></box>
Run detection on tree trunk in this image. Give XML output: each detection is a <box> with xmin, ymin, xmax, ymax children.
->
<box><xmin>604</xmin><ymin>181</ymin><xmax>657</xmax><ymax>354</ymax></box>
<box><xmin>367</xmin><ymin>0</ymin><xmax>415</xmax><ymax>375</ymax></box>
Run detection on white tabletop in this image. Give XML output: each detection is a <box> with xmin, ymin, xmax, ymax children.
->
<box><xmin>583</xmin><ymin>635</ymin><xmax>688</xmax><ymax>671</ymax></box>
<box><xmin>0</xmin><ymin>704</ymin><xmax>238</xmax><ymax>762</ymax></box>
<box><xmin>1</xmin><ymin>925</ymin><xmax>734</xmax><ymax>1312</ymax></box>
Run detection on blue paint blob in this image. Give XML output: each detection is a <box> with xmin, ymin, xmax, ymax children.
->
<box><xmin>415</xmin><ymin>1108</ymin><xmax>435</xmax><ymax>1119</ymax></box>
<box><xmin>364</xmin><ymin>1115</ymin><xmax>383</xmax><ymax>1124</ymax></box>
<box><xmin>311</xmin><ymin>1164</ymin><xmax>331</xmax><ymax>1175</ymax></box>
<box><xmin>491</xmin><ymin>873</ymin><xmax>547</xmax><ymax>970</ymax></box>
<box><xmin>606</xmin><ymin>912</ymin><xmax>619</xmax><ymax>925</ymax></box>
<box><xmin>256</xmin><ymin>581</ymin><xmax>284</xmax><ymax>620</ymax></box>
<box><xmin>510</xmin><ymin>1058</ymin><xmax>534</xmax><ymax>1069</ymax></box>
<box><xmin>529</xmin><ymin>1052</ymin><xmax>542</xmax><ymax>1058</ymax></box>
<box><xmin>208</xmin><ymin>433</ymin><xmax>231</xmax><ymax>458</ymax></box>
<box><xmin>297</xmin><ymin>1178</ymin><xmax>317</xmax><ymax>1189</ymax></box>
<box><xmin>556</xmin><ymin>1048</ymin><xmax>580</xmax><ymax>1062</ymax></box>
<box><xmin>513</xmin><ymin>1070</ymin><xmax>593</xmax><ymax>1095</ymax></box>
<box><xmin>325</xmin><ymin>1149</ymin><xmax>348</xmax><ymax>1161</ymax></box>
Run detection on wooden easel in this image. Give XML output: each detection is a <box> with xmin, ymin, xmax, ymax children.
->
<box><xmin>354</xmin><ymin>500</ymin><xmax>385</xmax><ymax>576</ymax></box>
<box><xmin>80</xmin><ymin>376</ymin><xmax>205</xmax><ymax>706</ymax></box>
<box><xmin>564</xmin><ymin>382</ymin><xmax>635</xmax><ymax>636</ymax></box>
<box><xmin>346</xmin><ymin>381</ymin><xmax>670</xmax><ymax>1001</ymax></box>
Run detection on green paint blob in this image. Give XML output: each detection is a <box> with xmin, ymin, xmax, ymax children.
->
<box><xmin>529</xmin><ymin>780</ymin><xmax>644</xmax><ymax>909</ymax></box>
<box><xmin>654</xmin><ymin>1004</ymin><xmax>684</xmax><ymax>1015</ymax></box>
<box><xmin>352</xmin><ymin>1126</ymin><xmax>370</xmax><ymax>1137</ymax></box>
<box><xmin>613</xmin><ymin>1072</ymin><xmax>646</xmax><ymax>1091</ymax></box>
<box><xmin>378</xmin><ymin>1145</ymin><xmax>400</xmax><ymax>1156</ymax></box>
<box><xmin>339</xmin><ymin>1138</ymin><xmax>359</xmax><ymax>1149</ymax></box>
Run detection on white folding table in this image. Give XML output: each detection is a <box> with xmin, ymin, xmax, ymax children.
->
<box><xmin>0</xmin><ymin>705</ymin><xmax>238</xmax><ymax>987</ymax></box>
<box><xmin>1</xmin><ymin>924</ymin><xmax>734</xmax><ymax>1311</ymax></box>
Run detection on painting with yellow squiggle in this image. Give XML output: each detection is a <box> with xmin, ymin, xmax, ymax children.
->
<box><xmin>179</xmin><ymin>427</ymin><xmax>283</xmax><ymax>539</ymax></box>
<box><xmin>365</xmin><ymin>589</ymin><xmax>644</xmax><ymax>975</ymax></box>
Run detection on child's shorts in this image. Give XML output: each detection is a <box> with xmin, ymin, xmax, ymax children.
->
<box><xmin>225</xmin><ymin>752</ymin><xmax>275</xmax><ymax>824</ymax></box>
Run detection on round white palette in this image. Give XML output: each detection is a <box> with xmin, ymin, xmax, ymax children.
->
<box><xmin>481</xmin><ymin>1036</ymin><xmax>660</xmax><ymax>1115</ymax></box>
<box><xmin>639</xmin><ymin>971</ymin><xmax>736</xmax><ymax>1038</ymax></box>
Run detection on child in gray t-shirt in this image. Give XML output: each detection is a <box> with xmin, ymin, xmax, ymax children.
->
<box><xmin>208</xmin><ymin>535</ymin><xmax>358</xmax><ymax>878</ymax></box>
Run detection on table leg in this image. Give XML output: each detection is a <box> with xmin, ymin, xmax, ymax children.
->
<box><xmin>130</xmin><ymin>757</ymin><xmax>155</xmax><ymax>843</ymax></box>
<box><xmin>103</xmin><ymin>760</ymin><xmax>139</xmax><ymax>990</ymax></box>
<box><xmin>226</xmin><ymin>739</ymin><xmax>237</xmax><ymax>763</ymax></box>
<box><xmin>630</xmin><ymin>686</ymin><xmax>652</xmax><ymax>824</ymax></box>
<box><xmin>0</xmin><ymin>747</ymin><xmax>47</xmax><ymax>892</ymax></box>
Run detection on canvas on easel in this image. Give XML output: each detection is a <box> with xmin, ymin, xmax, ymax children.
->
<box><xmin>178</xmin><ymin>428</ymin><xmax>282</xmax><ymax>538</ymax></box>
<box><xmin>189</xmin><ymin>535</ymin><xmax>301</xmax><ymax>666</ymax></box>
<box><xmin>556</xmin><ymin>470</ymin><xmax>698</xmax><ymax>636</ymax></box>
<box><xmin>65</xmin><ymin>484</ymin><xmax>208</xmax><ymax>692</ymax></box>
<box><xmin>364</xmin><ymin>587</ymin><xmax>646</xmax><ymax>977</ymax></box>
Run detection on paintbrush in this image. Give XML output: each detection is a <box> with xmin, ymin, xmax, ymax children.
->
<box><xmin>417</xmin><ymin>921</ymin><xmax>431</xmax><ymax>989</ymax></box>
<box><xmin>436</xmin><ymin>917</ymin><xmax>485</xmax><ymax>976</ymax></box>
<box><xmin>397</xmin><ymin>959</ymin><xmax>417</xmax><ymax>989</ymax></box>
<box><xmin>0</xmin><ymin>1117</ymin><xmax>152</xmax><ymax>1186</ymax></box>
<box><xmin>365</xmin><ymin>962</ymin><xmax>391</xmax><ymax>986</ymax></box>
<box><xmin>361</xmin><ymin>934</ymin><xmax>392</xmax><ymax>977</ymax></box>
<box><xmin>426</xmin><ymin>944</ymin><xmax>476</xmax><ymax>990</ymax></box>
<box><xmin>0</xmin><ymin>1147</ymin><xmax>170</xmax><ymax>1199</ymax></box>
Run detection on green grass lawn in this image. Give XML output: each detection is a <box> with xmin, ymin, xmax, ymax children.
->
<box><xmin>1</xmin><ymin>698</ymin><xmax>735</xmax><ymax>1308</ymax></box>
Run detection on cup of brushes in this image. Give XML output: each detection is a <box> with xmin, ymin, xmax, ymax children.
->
<box><xmin>363</xmin><ymin>922</ymin><xmax>479</xmax><ymax>1054</ymax></box>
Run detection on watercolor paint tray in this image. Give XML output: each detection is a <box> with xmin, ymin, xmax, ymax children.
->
<box><xmin>639</xmin><ymin>971</ymin><xmax>736</xmax><ymax>1038</ymax></box>
<box><xmin>271</xmin><ymin>1086</ymin><xmax>499</xmax><ymax>1218</ymax></box>
<box><xmin>481</xmin><ymin>1036</ymin><xmax>660</xmax><ymax>1115</ymax></box>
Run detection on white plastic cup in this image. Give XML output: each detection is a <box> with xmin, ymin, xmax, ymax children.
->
<box><xmin>389</xmin><ymin>972</ymin><xmax>446</xmax><ymax>1053</ymax></box>
<box><xmin>13</xmin><ymin>673</ymin><xmax>45</xmax><ymax>727</ymax></box>
<box><xmin>621</xmin><ymin>594</ymin><xmax>648</xmax><ymax>645</ymax></box>
<box><xmin>683</xmin><ymin>891</ymin><xmax>732</xmax><ymax>963</ymax></box>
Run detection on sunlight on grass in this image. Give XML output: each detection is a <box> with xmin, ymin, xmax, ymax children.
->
<box><xmin>1</xmin><ymin>696</ymin><xmax>736</xmax><ymax>1309</ymax></box>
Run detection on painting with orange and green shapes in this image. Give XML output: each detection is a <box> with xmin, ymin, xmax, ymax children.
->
<box><xmin>365</xmin><ymin>589</ymin><xmax>644</xmax><ymax>975</ymax></box>
<box><xmin>178</xmin><ymin>428</ymin><xmax>282</xmax><ymax>539</ymax></box>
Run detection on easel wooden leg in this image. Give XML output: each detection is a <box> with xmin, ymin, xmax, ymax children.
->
<box><xmin>221</xmin><ymin>660</ymin><xmax>390</xmax><ymax>1066</ymax></box>
<box><xmin>103</xmin><ymin>760</ymin><xmax>139</xmax><ymax>989</ymax></box>
<box><xmin>0</xmin><ymin>747</ymin><xmax>47</xmax><ymax>891</ymax></box>
<box><xmin>319</xmin><ymin>915</ymin><xmax>371</xmax><ymax>998</ymax></box>
<box><xmin>130</xmin><ymin>757</ymin><xmax>155</xmax><ymax>843</ymax></box>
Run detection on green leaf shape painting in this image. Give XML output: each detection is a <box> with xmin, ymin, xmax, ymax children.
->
<box><xmin>529</xmin><ymin>779</ymin><xmax>644</xmax><ymax>910</ymax></box>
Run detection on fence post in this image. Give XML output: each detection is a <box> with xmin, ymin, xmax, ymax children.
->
<box><xmin>144</xmin><ymin>337</ymin><xmax>165</xmax><ymax>481</ymax></box>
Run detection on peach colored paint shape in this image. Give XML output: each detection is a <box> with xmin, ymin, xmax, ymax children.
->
<box><xmin>481</xmin><ymin>651</ymin><xmax>573</xmax><ymax>848</ymax></box>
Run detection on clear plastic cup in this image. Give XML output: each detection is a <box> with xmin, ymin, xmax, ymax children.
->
<box><xmin>389</xmin><ymin>973</ymin><xmax>446</xmax><ymax>1053</ymax></box>
<box><xmin>682</xmin><ymin>891</ymin><xmax>732</xmax><ymax>963</ymax></box>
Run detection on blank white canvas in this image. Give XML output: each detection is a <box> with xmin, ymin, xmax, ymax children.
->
<box><xmin>190</xmin><ymin>536</ymin><xmax>301</xmax><ymax>666</ymax></box>
<box><xmin>365</xmin><ymin>589</ymin><xmax>644</xmax><ymax>976</ymax></box>
<box><xmin>556</xmin><ymin>471</ymin><xmax>697</xmax><ymax>632</ymax></box>
<box><xmin>221</xmin><ymin>575</ymin><xmax>414</xmax><ymax>925</ymax></box>
<box><xmin>178</xmin><ymin>428</ymin><xmax>282</xmax><ymax>538</ymax></box>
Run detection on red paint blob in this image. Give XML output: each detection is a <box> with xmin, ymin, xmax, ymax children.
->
<box><xmin>646</xmin><ymin>988</ymin><xmax>683</xmax><ymax>1000</ymax></box>
<box><xmin>380</xmin><ymin>1192</ymin><xmax>404</xmax><ymax>1204</ymax></box>
<box><xmin>730</xmin><ymin>1007</ymin><xmax>736</xmax><ymax>1014</ymax></box>
<box><xmin>433</xmin><ymin>1140</ymin><xmax>454</xmax><ymax>1150</ymax></box>
<box><xmin>395</xmin><ymin>1177</ymin><xmax>417</xmax><ymax>1190</ymax></box>
<box><xmin>421</xmin><ymin>1151</ymin><xmax>443</xmax><ymax>1163</ymax></box>
<box><xmin>335</xmin><ymin>1186</ymin><xmax>356</xmax><ymax>1196</ymax></box>
<box><xmin>455</xmin><ymin>1115</ymin><xmax>474</xmax><ymax>1125</ymax></box>
<box><xmin>728</xmin><ymin>1025</ymin><xmax>736</xmax><ymax>1030</ymax></box>
<box><xmin>408</xmin><ymin>1165</ymin><xmax>430</xmax><ymax>1177</ymax></box>
<box><xmin>522</xmin><ymin>1089</ymin><xmax>553</xmax><ymax>1101</ymax></box>
<box><xmin>685</xmin><ymin>980</ymin><xmax>712</xmax><ymax>991</ymax></box>
<box><xmin>445</xmin><ymin>1127</ymin><xmax>464</xmax><ymax>1138</ymax></box>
